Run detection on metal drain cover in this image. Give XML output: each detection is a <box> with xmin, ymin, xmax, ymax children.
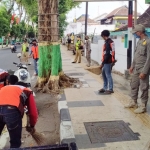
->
<box><xmin>84</xmin><ymin>120</ymin><xmax>140</xmax><ymax>143</ymax></box>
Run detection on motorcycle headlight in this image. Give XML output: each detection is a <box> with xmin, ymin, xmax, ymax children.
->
<box><xmin>19</xmin><ymin>70</ymin><xmax>28</xmax><ymax>81</ymax></box>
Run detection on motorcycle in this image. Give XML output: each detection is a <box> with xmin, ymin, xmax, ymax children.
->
<box><xmin>12</xmin><ymin>62</ymin><xmax>35</xmax><ymax>96</ymax></box>
<box><xmin>10</xmin><ymin>44</ymin><xmax>17</xmax><ymax>53</ymax></box>
<box><xmin>13</xmin><ymin>62</ymin><xmax>31</xmax><ymax>87</ymax></box>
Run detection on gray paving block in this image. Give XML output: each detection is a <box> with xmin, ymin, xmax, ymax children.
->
<box><xmin>62</xmin><ymin>59</ymin><xmax>71</xmax><ymax>61</ymax></box>
<box><xmin>60</xmin><ymin>109</ymin><xmax>71</xmax><ymax>121</ymax></box>
<box><xmin>118</xmin><ymin>86</ymin><xmax>128</xmax><ymax>91</ymax></box>
<box><xmin>85</xmin><ymin>79</ymin><xmax>96</xmax><ymax>82</ymax></box>
<box><xmin>67</xmin><ymin>100</ymin><xmax>104</xmax><ymax>108</ymax></box>
<box><xmin>66</xmin><ymin>72</ymin><xmax>85</xmax><ymax>76</ymax></box>
<box><xmin>81</xmin><ymin>81</ymin><xmax>87</xmax><ymax>84</ymax></box>
<box><xmin>64</xmin><ymin>69</ymin><xmax>76</xmax><ymax>72</ymax></box>
<box><xmin>75</xmin><ymin>134</ymin><xmax>105</xmax><ymax>149</ymax></box>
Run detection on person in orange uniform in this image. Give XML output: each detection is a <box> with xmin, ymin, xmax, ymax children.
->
<box><xmin>0</xmin><ymin>69</ymin><xmax>9</xmax><ymax>89</ymax></box>
<box><xmin>30</xmin><ymin>39</ymin><xmax>39</xmax><ymax>76</ymax></box>
<box><xmin>0</xmin><ymin>76</ymin><xmax>38</xmax><ymax>148</ymax></box>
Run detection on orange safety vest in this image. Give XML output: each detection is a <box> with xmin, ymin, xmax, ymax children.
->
<box><xmin>102</xmin><ymin>39</ymin><xmax>115</xmax><ymax>63</ymax></box>
<box><xmin>31</xmin><ymin>46</ymin><xmax>39</xmax><ymax>59</ymax></box>
<box><xmin>0</xmin><ymin>85</ymin><xmax>32</xmax><ymax>114</ymax></box>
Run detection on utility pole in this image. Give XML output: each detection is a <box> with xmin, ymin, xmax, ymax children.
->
<box><xmin>85</xmin><ymin>2</ymin><xmax>88</xmax><ymax>36</ymax></box>
<box><xmin>127</xmin><ymin>1</ymin><xmax>133</xmax><ymax>69</ymax></box>
<box><xmin>133</xmin><ymin>0</ymin><xmax>137</xmax><ymax>54</ymax></box>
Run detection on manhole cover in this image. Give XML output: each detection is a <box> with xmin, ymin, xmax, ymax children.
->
<box><xmin>84</xmin><ymin>120</ymin><xmax>140</xmax><ymax>144</ymax></box>
<box><xmin>66</xmin><ymin>72</ymin><xmax>84</xmax><ymax>76</ymax></box>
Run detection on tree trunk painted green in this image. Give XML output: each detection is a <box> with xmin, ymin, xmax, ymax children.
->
<box><xmin>36</xmin><ymin>0</ymin><xmax>77</xmax><ymax>92</ymax></box>
<box><xmin>38</xmin><ymin>44</ymin><xmax>62</xmax><ymax>78</ymax></box>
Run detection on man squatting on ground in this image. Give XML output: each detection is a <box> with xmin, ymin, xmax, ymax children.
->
<box><xmin>0</xmin><ymin>75</ymin><xmax>38</xmax><ymax>148</ymax></box>
<box><xmin>99</xmin><ymin>30</ymin><xmax>115</xmax><ymax>94</ymax></box>
<box><xmin>125</xmin><ymin>24</ymin><xmax>150</xmax><ymax>114</ymax></box>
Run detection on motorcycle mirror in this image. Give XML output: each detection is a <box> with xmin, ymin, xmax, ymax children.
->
<box><xmin>17</xmin><ymin>53</ymin><xmax>21</xmax><ymax>58</ymax></box>
<box><xmin>28</xmin><ymin>62</ymin><xmax>32</xmax><ymax>65</ymax></box>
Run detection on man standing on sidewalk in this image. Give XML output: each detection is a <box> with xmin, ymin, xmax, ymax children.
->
<box><xmin>30</xmin><ymin>39</ymin><xmax>39</xmax><ymax>76</ymax></box>
<box><xmin>99</xmin><ymin>30</ymin><xmax>115</xmax><ymax>94</ymax></box>
<box><xmin>67</xmin><ymin>35</ymin><xmax>71</xmax><ymax>50</ymax></box>
<box><xmin>21</xmin><ymin>39</ymin><xmax>29</xmax><ymax>64</ymax></box>
<box><xmin>72</xmin><ymin>35</ymin><xmax>83</xmax><ymax>63</ymax></box>
<box><xmin>85</xmin><ymin>36</ymin><xmax>91</xmax><ymax>67</ymax></box>
<box><xmin>125</xmin><ymin>24</ymin><xmax>150</xmax><ymax>114</ymax></box>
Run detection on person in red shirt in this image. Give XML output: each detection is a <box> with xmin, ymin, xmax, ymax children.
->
<box><xmin>0</xmin><ymin>78</ymin><xmax>38</xmax><ymax>148</ymax></box>
<box><xmin>0</xmin><ymin>69</ymin><xmax>9</xmax><ymax>89</ymax></box>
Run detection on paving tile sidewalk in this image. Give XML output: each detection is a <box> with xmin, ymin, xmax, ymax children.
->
<box><xmin>61</xmin><ymin>45</ymin><xmax>150</xmax><ymax>150</ymax></box>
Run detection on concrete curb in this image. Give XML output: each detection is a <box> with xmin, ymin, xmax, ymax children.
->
<box><xmin>0</xmin><ymin>46</ymin><xmax>10</xmax><ymax>50</ymax></box>
<box><xmin>58</xmin><ymin>93</ymin><xmax>78</xmax><ymax>149</ymax></box>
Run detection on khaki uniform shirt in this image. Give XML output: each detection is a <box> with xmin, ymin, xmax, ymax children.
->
<box><xmin>132</xmin><ymin>36</ymin><xmax>150</xmax><ymax>74</ymax></box>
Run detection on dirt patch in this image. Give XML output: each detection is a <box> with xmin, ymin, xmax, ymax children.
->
<box><xmin>21</xmin><ymin>93</ymin><xmax>60</xmax><ymax>147</ymax></box>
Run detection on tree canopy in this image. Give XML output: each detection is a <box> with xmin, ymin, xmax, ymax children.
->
<box><xmin>59</xmin><ymin>0</ymin><xmax>80</xmax><ymax>36</ymax></box>
<box><xmin>0</xmin><ymin>0</ymin><xmax>80</xmax><ymax>38</ymax></box>
<box><xmin>0</xmin><ymin>6</ymin><xmax>10</xmax><ymax>37</ymax></box>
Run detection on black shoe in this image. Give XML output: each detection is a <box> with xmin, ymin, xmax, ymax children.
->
<box><xmin>98</xmin><ymin>88</ymin><xmax>105</xmax><ymax>93</ymax></box>
<box><xmin>104</xmin><ymin>90</ymin><xmax>114</xmax><ymax>94</ymax></box>
<box><xmin>72</xmin><ymin>62</ymin><xmax>76</xmax><ymax>63</ymax></box>
<box><xmin>78</xmin><ymin>62</ymin><xmax>81</xmax><ymax>63</ymax></box>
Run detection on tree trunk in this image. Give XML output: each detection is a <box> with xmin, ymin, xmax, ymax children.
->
<box><xmin>36</xmin><ymin>0</ymin><xmax>77</xmax><ymax>93</ymax></box>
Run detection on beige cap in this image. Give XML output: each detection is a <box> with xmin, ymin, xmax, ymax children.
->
<box><xmin>131</xmin><ymin>24</ymin><xmax>145</xmax><ymax>33</ymax></box>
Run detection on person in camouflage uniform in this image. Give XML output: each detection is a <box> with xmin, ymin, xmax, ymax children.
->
<box><xmin>125</xmin><ymin>24</ymin><xmax>150</xmax><ymax>114</ymax></box>
<box><xmin>85</xmin><ymin>36</ymin><xmax>91</xmax><ymax>67</ymax></box>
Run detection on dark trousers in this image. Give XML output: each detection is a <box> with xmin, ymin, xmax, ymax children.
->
<box><xmin>0</xmin><ymin>106</ymin><xmax>22</xmax><ymax>148</ymax></box>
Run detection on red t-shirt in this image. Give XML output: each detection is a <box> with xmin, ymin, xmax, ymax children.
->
<box><xmin>26</xmin><ymin>94</ymin><xmax>38</xmax><ymax>127</ymax></box>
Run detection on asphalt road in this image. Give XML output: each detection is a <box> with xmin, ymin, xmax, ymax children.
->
<box><xmin>0</xmin><ymin>45</ymin><xmax>34</xmax><ymax>75</ymax></box>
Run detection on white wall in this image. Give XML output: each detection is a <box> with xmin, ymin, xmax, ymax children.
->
<box><xmin>64</xmin><ymin>23</ymin><xmax>116</xmax><ymax>36</ymax></box>
<box><xmin>91</xmin><ymin>39</ymin><xmax>127</xmax><ymax>74</ymax></box>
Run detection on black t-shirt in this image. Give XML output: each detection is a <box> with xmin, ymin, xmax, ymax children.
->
<box><xmin>68</xmin><ymin>38</ymin><xmax>71</xmax><ymax>43</ymax></box>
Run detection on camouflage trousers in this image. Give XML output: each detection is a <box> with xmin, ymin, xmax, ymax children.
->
<box><xmin>86</xmin><ymin>50</ymin><xmax>91</xmax><ymax>64</ymax></box>
<box><xmin>130</xmin><ymin>73</ymin><xmax>149</xmax><ymax>105</ymax></box>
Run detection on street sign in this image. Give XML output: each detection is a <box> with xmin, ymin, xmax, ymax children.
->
<box><xmin>74</xmin><ymin>0</ymin><xmax>134</xmax><ymax>1</ymax></box>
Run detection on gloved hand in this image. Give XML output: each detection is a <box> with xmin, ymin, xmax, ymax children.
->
<box><xmin>26</xmin><ymin>126</ymin><xmax>36</xmax><ymax>134</ymax></box>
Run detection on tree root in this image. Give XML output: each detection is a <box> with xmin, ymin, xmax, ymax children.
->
<box><xmin>34</xmin><ymin>72</ymin><xmax>80</xmax><ymax>94</ymax></box>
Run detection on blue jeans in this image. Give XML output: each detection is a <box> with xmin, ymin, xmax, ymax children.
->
<box><xmin>102</xmin><ymin>64</ymin><xmax>113</xmax><ymax>91</ymax></box>
<box><xmin>34</xmin><ymin>58</ymin><xmax>38</xmax><ymax>75</ymax></box>
<box><xmin>0</xmin><ymin>106</ymin><xmax>22</xmax><ymax>148</ymax></box>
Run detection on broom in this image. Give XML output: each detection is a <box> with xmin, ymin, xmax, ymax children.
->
<box><xmin>26</xmin><ymin>114</ymin><xmax>45</xmax><ymax>145</ymax></box>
